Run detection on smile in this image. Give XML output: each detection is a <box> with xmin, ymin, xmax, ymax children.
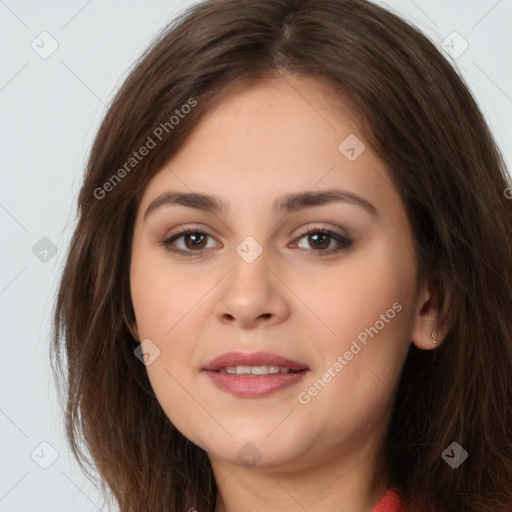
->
<box><xmin>216</xmin><ymin>365</ymin><xmax>300</xmax><ymax>375</ymax></box>
<box><xmin>202</xmin><ymin>350</ymin><xmax>309</xmax><ymax>398</ymax></box>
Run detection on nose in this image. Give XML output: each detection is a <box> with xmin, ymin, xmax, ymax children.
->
<box><xmin>214</xmin><ymin>249</ymin><xmax>290</xmax><ymax>329</ymax></box>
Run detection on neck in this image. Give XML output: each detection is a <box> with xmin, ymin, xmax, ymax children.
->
<box><xmin>211</xmin><ymin>439</ymin><xmax>389</xmax><ymax>512</ymax></box>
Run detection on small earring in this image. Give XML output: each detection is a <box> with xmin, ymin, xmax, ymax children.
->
<box><xmin>431</xmin><ymin>330</ymin><xmax>437</xmax><ymax>344</ymax></box>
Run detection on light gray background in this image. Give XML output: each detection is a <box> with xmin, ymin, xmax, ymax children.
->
<box><xmin>1</xmin><ymin>0</ymin><xmax>511</xmax><ymax>510</ymax></box>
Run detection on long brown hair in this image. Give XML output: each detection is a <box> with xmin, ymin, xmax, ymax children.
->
<box><xmin>50</xmin><ymin>0</ymin><xmax>512</xmax><ymax>510</ymax></box>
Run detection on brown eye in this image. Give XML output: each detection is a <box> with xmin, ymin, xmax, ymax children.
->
<box><xmin>293</xmin><ymin>228</ymin><xmax>353</xmax><ymax>256</ymax></box>
<box><xmin>161</xmin><ymin>229</ymin><xmax>219</xmax><ymax>255</ymax></box>
<box><xmin>182</xmin><ymin>232</ymin><xmax>208</xmax><ymax>250</ymax></box>
<box><xmin>306</xmin><ymin>232</ymin><xmax>331</xmax><ymax>250</ymax></box>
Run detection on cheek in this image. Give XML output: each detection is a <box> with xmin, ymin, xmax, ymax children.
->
<box><xmin>130</xmin><ymin>246</ymin><xmax>206</xmax><ymax>337</ymax></box>
<box><xmin>142</xmin><ymin>351</ymin><xmax>207</xmax><ymax>447</ymax></box>
<box><xmin>309</xmin><ymin>244</ymin><xmax>412</xmax><ymax>344</ymax></box>
<box><xmin>130</xmin><ymin>248</ymin><xmax>209</xmax><ymax>389</ymax></box>
<box><xmin>130</xmin><ymin>254</ymin><xmax>208</xmax><ymax>439</ymax></box>
<box><xmin>300</xmin><ymin>239</ymin><xmax>415</xmax><ymax>407</ymax></box>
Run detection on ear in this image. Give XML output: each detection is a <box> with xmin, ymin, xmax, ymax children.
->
<box><xmin>125</xmin><ymin>304</ymin><xmax>140</xmax><ymax>341</ymax></box>
<box><xmin>131</xmin><ymin>319</ymin><xmax>140</xmax><ymax>341</ymax></box>
<box><xmin>410</xmin><ymin>276</ymin><xmax>451</xmax><ymax>350</ymax></box>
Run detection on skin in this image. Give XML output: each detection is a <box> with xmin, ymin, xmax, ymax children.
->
<box><xmin>129</xmin><ymin>73</ymin><xmax>448</xmax><ymax>512</ymax></box>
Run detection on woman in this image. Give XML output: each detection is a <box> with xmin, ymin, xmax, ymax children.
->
<box><xmin>51</xmin><ymin>0</ymin><xmax>512</xmax><ymax>511</ymax></box>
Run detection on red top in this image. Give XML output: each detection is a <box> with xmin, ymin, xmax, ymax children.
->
<box><xmin>372</xmin><ymin>488</ymin><xmax>407</xmax><ymax>512</ymax></box>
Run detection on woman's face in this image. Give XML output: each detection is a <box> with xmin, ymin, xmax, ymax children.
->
<box><xmin>130</xmin><ymin>74</ymin><xmax>425</xmax><ymax>472</ymax></box>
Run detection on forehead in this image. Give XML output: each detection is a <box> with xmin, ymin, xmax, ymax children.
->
<box><xmin>198</xmin><ymin>73</ymin><xmax>363</xmax><ymax>136</ymax></box>
<box><xmin>141</xmin><ymin>75</ymin><xmax>375</xmax><ymax>192</ymax></box>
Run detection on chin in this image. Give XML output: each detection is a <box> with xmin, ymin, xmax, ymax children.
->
<box><xmin>197</xmin><ymin>428</ymin><xmax>310</xmax><ymax>468</ymax></box>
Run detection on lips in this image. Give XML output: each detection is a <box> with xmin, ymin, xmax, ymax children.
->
<box><xmin>202</xmin><ymin>351</ymin><xmax>309</xmax><ymax>372</ymax></box>
<box><xmin>202</xmin><ymin>351</ymin><xmax>309</xmax><ymax>398</ymax></box>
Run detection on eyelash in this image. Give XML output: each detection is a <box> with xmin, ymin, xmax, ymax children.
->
<box><xmin>160</xmin><ymin>227</ymin><xmax>353</xmax><ymax>257</ymax></box>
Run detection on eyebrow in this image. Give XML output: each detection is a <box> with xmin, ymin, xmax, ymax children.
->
<box><xmin>143</xmin><ymin>188</ymin><xmax>378</xmax><ymax>221</ymax></box>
